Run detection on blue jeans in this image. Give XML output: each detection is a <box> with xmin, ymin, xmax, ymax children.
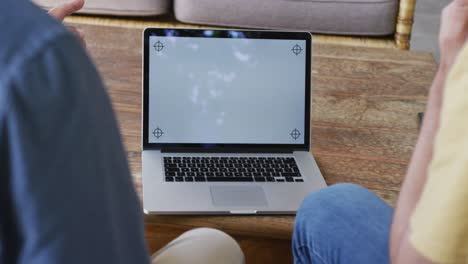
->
<box><xmin>293</xmin><ymin>184</ymin><xmax>393</xmax><ymax>264</ymax></box>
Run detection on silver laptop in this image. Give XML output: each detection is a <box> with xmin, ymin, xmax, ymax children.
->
<box><xmin>142</xmin><ymin>28</ymin><xmax>326</xmax><ymax>214</ymax></box>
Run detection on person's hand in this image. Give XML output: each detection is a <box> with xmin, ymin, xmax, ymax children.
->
<box><xmin>439</xmin><ymin>0</ymin><xmax>468</xmax><ymax>71</ymax></box>
<box><xmin>48</xmin><ymin>0</ymin><xmax>86</xmax><ymax>46</ymax></box>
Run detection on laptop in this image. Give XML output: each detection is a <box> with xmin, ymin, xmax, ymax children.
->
<box><xmin>142</xmin><ymin>28</ymin><xmax>327</xmax><ymax>214</ymax></box>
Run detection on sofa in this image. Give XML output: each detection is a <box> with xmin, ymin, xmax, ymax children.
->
<box><xmin>33</xmin><ymin>0</ymin><xmax>417</xmax><ymax>49</ymax></box>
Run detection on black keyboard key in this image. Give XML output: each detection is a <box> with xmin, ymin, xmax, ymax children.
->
<box><xmin>225</xmin><ymin>172</ymin><xmax>233</xmax><ymax>177</ymax></box>
<box><xmin>215</xmin><ymin>172</ymin><xmax>224</xmax><ymax>177</ymax></box>
<box><xmin>295</xmin><ymin>179</ymin><xmax>304</xmax><ymax>182</ymax></box>
<box><xmin>177</xmin><ymin>172</ymin><xmax>186</xmax><ymax>177</ymax></box>
<box><xmin>282</xmin><ymin>172</ymin><xmax>301</xmax><ymax>177</ymax></box>
<box><xmin>266</xmin><ymin>177</ymin><xmax>275</xmax><ymax>182</ymax></box>
<box><xmin>165</xmin><ymin>168</ymin><xmax>179</xmax><ymax>172</ymax></box>
<box><xmin>195</xmin><ymin>176</ymin><xmax>206</xmax><ymax>182</ymax></box>
<box><xmin>166</xmin><ymin>177</ymin><xmax>174</xmax><ymax>182</ymax></box>
<box><xmin>255</xmin><ymin>177</ymin><xmax>266</xmax><ymax>182</ymax></box>
<box><xmin>175</xmin><ymin>177</ymin><xmax>184</xmax><ymax>182</ymax></box>
<box><xmin>166</xmin><ymin>172</ymin><xmax>176</xmax><ymax>177</ymax></box>
<box><xmin>196</xmin><ymin>172</ymin><xmax>205</xmax><ymax>177</ymax></box>
<box><xmin>285</xmin><ymin>177</ymin><xmax>294</xmax><ymax>182</ymax></box>
<box><xmin>262</xmin><ymin>172</ymin><xmax>271</xmax><ymax>177</ymax></box>
<box><xmin>185</xmin><ymin>177</ymin><xmax>194</xmax><ymax>182</ymax></box>
<box><xmin>234</xmin><ymin>172</ymin><xmax>242</xmax><ymax>177</ymax></box>
<box><xmin>206</xmin><ymin>177</ymin><xmax>254</xmax><ymax>182</ymax></box>
<box><xmin>206</xmin><ymin>172</ymin><xmax>214</xmax><ymax>177</ymax></box>
<box><xmin>239</xmin><ymin>177</ymin><xmax>254</xmax><ymax>182</ymax></box>
<box><xmin>276</xmin><ymin>179</ymin><xmax>285</xmax><ymax>182</ymax></box>
<box><xmin>187</xmin><ymin>172</ymin><xmax>195</xmax><ymax>177</ymax></box>
<box><xmin>181</xmin><ymin>168</ymin><xmax>190</xmax><ymax>172</ymax></box>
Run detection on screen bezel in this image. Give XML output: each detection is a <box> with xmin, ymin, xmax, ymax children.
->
<box><xmin>142</xmin><ymin>28</ymin><xmax>312</xmax><ymax>152</ymax></box>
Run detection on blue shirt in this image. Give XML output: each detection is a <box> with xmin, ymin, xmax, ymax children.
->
<box><xmin>0</xmin><ymin>1</ymin><xmax>149</xmax><ymax>263</ymax></box>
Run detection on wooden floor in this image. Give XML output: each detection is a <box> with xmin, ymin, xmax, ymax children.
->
<box><xmin>74</xmin><ymin>22</ymin><xmax>437</xmax><ymax>264</ymax></box>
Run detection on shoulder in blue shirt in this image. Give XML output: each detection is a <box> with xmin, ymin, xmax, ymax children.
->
<box><xmin>0</xmin><ymin>1</ymin><xmax>149</xmax><ymax>264</ymax></box>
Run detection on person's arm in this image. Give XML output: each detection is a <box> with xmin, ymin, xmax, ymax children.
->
<box><xmin>390</xmin><ymin>1</ymin><xmax>468</xmax><ymax>263</ymax></box>
<box><xmin>47</xmin><ymin>0</ymin><xmax>86</xmax><ymax>46</ymax></box>
<box><xmin>389</xmin><ymin>61</ymin><xmax>447</xmax><ymax>264</ymax></box>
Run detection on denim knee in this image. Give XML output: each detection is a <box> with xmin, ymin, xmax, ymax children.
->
<box><xmin>296</xmin><ymin>183</ymin><xmax>373</xmax><ymax>219</ymax></box>
<box><xmin>293</xmin><ymin>183</ymin><xmax>385</xmax><ymax>245</ymax></box>
<box><xmin>292</xmin><ymin>184</ymin><xmax>393</xmax><ymax>264</ymax></box>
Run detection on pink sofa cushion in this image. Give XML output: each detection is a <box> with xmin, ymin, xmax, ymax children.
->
<box><xmin>174</xmin><ymin>0</ymin><xmax>398</xmax><ymax>36</ymax></box>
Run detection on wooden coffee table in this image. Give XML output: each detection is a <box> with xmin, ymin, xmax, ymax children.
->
<box><xmin>75</xmin><ymin>23</ymin><xmax>437</xmax><ymax>263</ymax></box>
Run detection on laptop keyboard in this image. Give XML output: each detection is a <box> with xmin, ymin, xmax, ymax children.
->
<box><xmin>164</xmin><ymin>157</ymin><xmax>303</xmax><ymax>183</ymax></box>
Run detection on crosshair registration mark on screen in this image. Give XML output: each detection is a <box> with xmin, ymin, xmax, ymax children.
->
<box><xmin>290</xmin><ymin>129</ymin><xmax>301</xmax><ymax>140</ymax></box>
<box><xmin>292</xmin><ymin>44</ymin><xmax>302</xmax><ymax>56</ymax></box>
<box><xmin>152</xmin><ymin>127</ymin><xmax>164</xmax><ymax>139</ymax></box>
<box><xmin>153</xmin><ymin>41</ymin><xmax>164</xmax><ymax>52</ymax></box>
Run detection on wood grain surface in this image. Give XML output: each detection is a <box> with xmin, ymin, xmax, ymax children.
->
<box><xmin>73</xmin><ymin>23</ymin><xmax>437</xmax><ymax>263</ymax></box>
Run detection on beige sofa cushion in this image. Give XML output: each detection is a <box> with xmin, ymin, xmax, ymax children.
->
<box><xmin>174</xmin><ymin>0</ymin><xmax>398</xmax><ymax>36</ymax></box>
<box><xmin>33</xmin><ymin>0</ymin><xmax>170</xmax><ymax>16</ymax></box>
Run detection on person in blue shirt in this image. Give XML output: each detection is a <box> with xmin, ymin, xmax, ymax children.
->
<box><xmin>0</xmin><ymin>0</ymin><xmax>244</xmax><ymax>263</ymax></box>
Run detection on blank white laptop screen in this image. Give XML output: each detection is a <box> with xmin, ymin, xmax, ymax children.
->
<box><xmin>148</xmin><ymin>33</ymin><xmax>307</xmax><ymax>145</ymax></box>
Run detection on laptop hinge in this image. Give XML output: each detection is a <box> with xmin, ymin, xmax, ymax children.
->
<box><xmin>161</xmin><ymin>148</ymin><xmax>294</xmax><ymax>154</ymax></box>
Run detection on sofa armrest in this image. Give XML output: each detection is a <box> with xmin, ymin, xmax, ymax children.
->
<box><xmin>395</xmin><ymin>0</ymin><xmax>417</xmax><ymax>50</ymax></box>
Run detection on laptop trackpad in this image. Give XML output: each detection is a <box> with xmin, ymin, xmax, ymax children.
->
<box><xmin>210</xmin><ymin>186</ymin><xmax>268</xmax><ymax>207</ymax></box>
